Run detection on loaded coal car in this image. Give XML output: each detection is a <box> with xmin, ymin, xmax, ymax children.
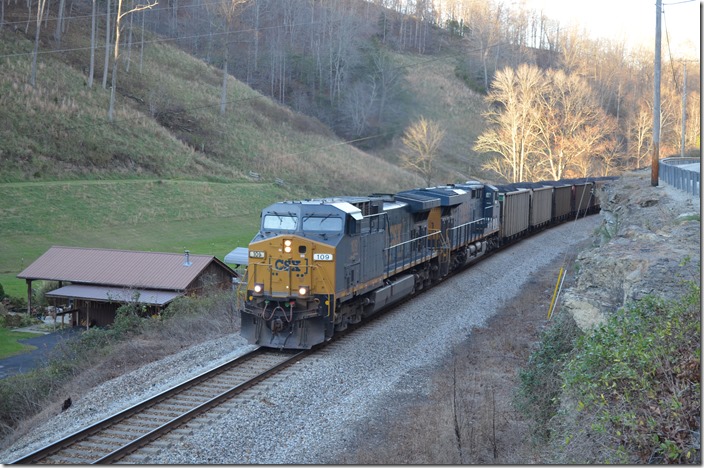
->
<box><xmin>541</xmin><ymin>180</ymin><xmax>574</xmax><ymax>223</ymax></box>
<box><xmin>493</xmin><ymin>184</ymin><xmax>531</xmax><ymax>242</ymax></box>
<box><xmin>570</xmin><ymin>179</ymin><xmax>594</xmax><ymax>218</ymax></box>
<box><xmin>503</xmin><ymin>182</ymin><xmax>554</xmax><ymax>231</ymax></box>
<box><xmin>567</xmin><ymin>176</ymin><xmax>618</xmax><ymax>215</ymax></box>
<box><xmin>240</xmin><ymin>183</ymin><xmax>500</xmax><ymax>349</ymax></box>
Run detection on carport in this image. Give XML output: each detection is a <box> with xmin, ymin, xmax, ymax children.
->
<box><xmin>18</xmin><ymin>246</ymin><xmax>238</xmax><ymax>328</ymax></box>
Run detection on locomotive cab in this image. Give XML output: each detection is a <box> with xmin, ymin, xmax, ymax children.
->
<box><xmin>241</xmin><ymin>200</ymin><xmax>359</xmax><ymax>349</ymax></box>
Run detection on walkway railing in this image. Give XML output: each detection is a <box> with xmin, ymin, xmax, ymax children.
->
<box><xmin>659</xmin><ymin>157</ymin><xmax>700</xmax><ymax>196</ymax></box>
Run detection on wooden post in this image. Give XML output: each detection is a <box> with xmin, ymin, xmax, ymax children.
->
<box><xmin>26</xmin><ymin>279</ymin><xmax>32</xmax><ymax>315</ymax></box>
<box><xmin>651</xmin><ymin>0</ymin><xmax>662</xmax><ymax>186</ymax></box>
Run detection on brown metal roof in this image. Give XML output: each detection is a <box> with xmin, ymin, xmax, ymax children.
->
<box><xmin>18</xmin><ymin>246</ymin><xmax>234</xmax><ymax>291</ymax></box>
<box><xmin>46</xmin><ymin>285</ymin><xmax>182</xmax><ymax>306</ymax></box>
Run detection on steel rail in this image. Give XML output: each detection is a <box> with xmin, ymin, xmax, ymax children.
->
<box><xmin>9</xmin><ymin>348</ymin><xmax>306</xmax><ymax>465</ymax></box>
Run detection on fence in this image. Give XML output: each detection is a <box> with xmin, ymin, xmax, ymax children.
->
<box><xmin>659</xmin><ymin>157</ymin><xmax>700</xmax><ymax>196</ymax></box>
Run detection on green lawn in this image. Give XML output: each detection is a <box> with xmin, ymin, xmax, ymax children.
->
<box><xmin>0</xmin><ymin>179</ymin><xmax>293</xmax><ymax>298</ymax></box>
<box><xmin>0</xmin><ymin>328</ymin><xmax>41</xmax><ymax>359</ymax></box>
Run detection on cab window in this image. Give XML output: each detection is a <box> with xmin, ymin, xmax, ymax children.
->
<box><xmin>263</xmin><ymin>214</ymin><xmax>298</xmax><ymax>231</ymax></box>
<box><xmin>302</xmin><ymin>216</ymin><xmax>342</xmax><ymax>232</ymax></box>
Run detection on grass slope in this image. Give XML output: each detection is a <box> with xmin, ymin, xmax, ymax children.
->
<box><xmin>0</xmin><ymin>11</ymin><xmax>426</xmax><ymax>300</ymax></box>
<box><xmin>370</xmin><ymin>51</ymin><xmax>490</xmax><ymax>184</ymax></box>
<box><xmin>0</xmin><ymin>24</ymin><xmax>421</xmax><ymax>195</ymax></box>
<box><xmin>0</xmin><ymin>180</ymin><xmax>291</xmax><ymax>297</ymax></box>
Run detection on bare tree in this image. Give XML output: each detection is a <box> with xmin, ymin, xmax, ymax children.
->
<box><xmin>216</xmin><ymin>0</ymin><xmax>247</xmax><ymax>114</ymax></box>
<box><xmin>87</xmin><ymin>0</ymin><xmax>97</xmax><ymax>88</ymax></box>
<box><xmin>102</xmin><ymin>0</ymin><xmax>112</xmax><ymax>89</ymax></box>
<box><xmin>29</xmin><ymin>0</ymin><xmax>48</xmax><ymax>86</ymax></box>
<box><xmin>627</xmin><ymin>101</ymin><xmax>653</xmax><ymax>169</ymax></box>
<box><xmin>474</xmin><ymin>64</ymin><xmax>545</xmax><ymax>183</ymax></box>
<box><xmin>53</xmin><ymin>0</ymin><xmax>66</xmax><ymax>44</ymax></box>
<box><xmin>400</xmin><ymin>116</ymin><xmax>446</xmax><ymax>186</ymax></box>
<box><xmin>467</xmin><ymin>0</ymin><xmax>504</xmax><ymax>90</ymax></box>
<box><xmin>108</xmin><ymin>0</ymin><xmax>157</xmax><ymax>121</ymax></box>
<box><xmin>534</xmin><ymin>69</ymin><xmax>616</xmax><ymax>180</ymax></box>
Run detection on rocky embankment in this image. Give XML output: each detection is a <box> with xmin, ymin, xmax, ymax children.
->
<box><xmin>563</xmin><ymin>170</ymin><xmax>700</xmax><ymax>331</ymax></box>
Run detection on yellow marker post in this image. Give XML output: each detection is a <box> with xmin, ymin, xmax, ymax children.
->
<box><xmin>547</xmin><ymin>267</ymin><xmax>564</xmax><ymax>320</ymax></box>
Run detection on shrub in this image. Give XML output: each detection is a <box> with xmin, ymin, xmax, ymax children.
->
<box><xmin>0</xmin><ymin>290</ymin><xmax>239</xmax><ymax>443</ymax></box>
<box><xmin>515</xmin><ymin>312</ymin><xmax>582</xmax><ymax>442</ymax></box>
<box><xmin>553</xmin><ymin>284</ymin><xmax>701</xmax><ymax>464</ymax></box>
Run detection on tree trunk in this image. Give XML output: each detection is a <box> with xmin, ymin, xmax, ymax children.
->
<box><xmin>253</xmin><ymin>0</ymin><xmax>259</xmax><ymax>71</ymax></box>
<box><xmin>170</xmin><ymin>0</ymin><xmax>177</xmax><ymax>37</ymax></box>
<box><xmin>139</xmin><ymin>10</ymin><xmax>144</xmax><ymax>72</ymax></box>
<box><xmin>125</xmin><ymin>5</ymin><xmax>133</xmax><ymax>72</ymax></box>
<box><xmin>53</xmin><ymin>0</ymin><xmax>65</xmax><ymax>44</ymax></box>
<box><xmin>88</xmin><ymin>0</ymin><xmax>96</xmax><ymax>88</ymax></box>
<box><xmin>25</xmin><ymin>0</ymin><xmax>30</xmax><ymax>34</ymax></box>
<box><xmin>220</xmin><ymin>55</ymin><xmax>228</xmax><ymax>114</ymax></box>
<box><xmin>30</xmin><ymin>0</ymin><xmax>47</xmax><ymax>86</ymax></box>
<box><xmin>102</xmin><ymin>0</ymin><xmax>111</xmax><ymax>89</ymax></box>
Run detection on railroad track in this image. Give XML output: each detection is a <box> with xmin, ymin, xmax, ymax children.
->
<box><xmin>10</xmin><ymin>348</ymin><xmax>307</xmax><ymax>464</ymax></box>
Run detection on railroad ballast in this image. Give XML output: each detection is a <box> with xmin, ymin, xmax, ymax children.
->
<box><xmin>240</xmin><ymin>177</ymin><xmax>616</xmax><ymax>349</ymax></box>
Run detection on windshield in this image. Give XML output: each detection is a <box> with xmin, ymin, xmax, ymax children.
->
<box><xmin>302</xmin><ymin>216</ymin><xmax>343</xmax><ymax>232</ymax></box>
<box><xmin>263</xmin><ymin>214</ymin><xmax>298</xmax><ymax>231</ymax></box>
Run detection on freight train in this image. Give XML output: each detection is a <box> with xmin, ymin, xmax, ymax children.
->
<box><xmin>239</xmin><ymin>177</ymin><xmax>615</xmax><ymax>349</ymax></box>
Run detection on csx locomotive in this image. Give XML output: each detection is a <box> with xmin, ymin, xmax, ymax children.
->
<box><xmin>239</xmin><ymin>178</ymin><xmax>613</xmax><ymax>349</ymax></box>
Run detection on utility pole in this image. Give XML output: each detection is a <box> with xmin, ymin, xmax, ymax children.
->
<box><xmin>681</xmin><ymin>62</ymin><xmax>687</xmax><ymax>158</ymax></box>
<box><xmin>651</xmin><ymin>0</ymin><xmax>661</xmax><ymax>186</ymax></box>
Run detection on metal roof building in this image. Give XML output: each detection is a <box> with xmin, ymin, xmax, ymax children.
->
<box><xmin>18</xmin><ymin>247</ymin><xmax>238</xmax><ymax>328</ymax></box>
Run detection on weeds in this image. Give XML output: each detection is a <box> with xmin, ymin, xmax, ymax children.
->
<box><xmin>0</xmin><ymin>290</ymin><xmax>239</xmax><ymax>446</ymax></box>
<box><xmin>553</xmin><ymin>283</ymin><xmax>701</xmax><ymax>464</ymax></box>
<box><xmin>514</xmin><ymin>312</ymin><xmax>582</xmax><ymax>442</ymax></box>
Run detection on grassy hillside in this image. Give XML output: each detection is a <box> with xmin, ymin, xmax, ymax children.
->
<box><xmin>0</xmin><ymin>180</ymin><xmax>295</xmax><ymax>297</ymax></box>
<box><xmin>369</xmin><ymin>52</ymin><xmax>490</xmax><ymax>184</ymax></box>
<box><xmin>0</xmin><ymin>24</ymin><xmax>421</xmax><ymax>195</ymax></box>
<box><xmin>0</xmin><ymin>2</ymin><xmax>493</xmax><ymax>301</ymax></box>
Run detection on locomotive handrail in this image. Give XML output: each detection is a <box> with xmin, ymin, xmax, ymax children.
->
<box><xmin>384</xmin><ymin>230</ymin><xmax>439</xmax><ymax>276</ymax></box>
<box><xmin>448</xmin><ymin>218</ymin><xmax>486</xmax><ymax>249</ymax></box>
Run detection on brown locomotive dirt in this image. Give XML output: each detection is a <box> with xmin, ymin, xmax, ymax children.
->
<box><xmin>342</xmin><ymin>244</ymin><xmax>587</xmax><ymax>464</ymax></box>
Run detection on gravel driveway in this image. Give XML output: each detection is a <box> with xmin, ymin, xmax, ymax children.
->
<box><xmin>0</xmin><ymin>216</ymin><xmax>599</xmax><ymax>464</ymax></box>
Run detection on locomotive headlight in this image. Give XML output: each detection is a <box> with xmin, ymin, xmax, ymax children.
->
<box><xmin>298</xmin><ymin>286</ymin><xmax>309</xmax><ymax>297</ymax></box>
<box><xmin>253</xmin><ymin>283</ymin><xmax>264</xmax><ymax>294</ymax></box>
<box><xmin>284</xmin><ymin>239</ymin><xmax>293</xmax><ymax>253</ymax></box>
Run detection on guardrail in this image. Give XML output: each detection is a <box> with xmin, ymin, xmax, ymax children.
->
<box><xmin>659</xmin><ymin>157</ymin><xmax>700</xmax><ymax>196</ymax></box>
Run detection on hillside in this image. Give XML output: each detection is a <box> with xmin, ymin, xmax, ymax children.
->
<box><xmin>0</xmin><ymin>25</ymin><xmax>423</xmax><ymax>194</ymax></box>
<box><xmin>0</xmin><ymin>0</ymin><xmax>496</xmax><ymax>299</ymax></box>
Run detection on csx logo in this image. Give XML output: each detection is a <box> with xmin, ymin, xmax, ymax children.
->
<box><xmin>274</xmin><ymin>259</ymin><xmax>301</xmax><ymax>272</ymax></box>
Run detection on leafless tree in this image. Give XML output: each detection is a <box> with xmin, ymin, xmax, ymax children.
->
<box><xmin>468</xmin><ymin>0</ymin><xmax>504</xmax><ymax>90</ymax></box>
<box><xmin>474</xmin><ymin>64</ymin><xmax>545</xmax><ymax>183</ymax></box>
<box><xmin>29</xmin><ymin>0</ymin><xmax>48</xmax><ymax>86</ymax></box>
<box><xmin>534</xmin><ymin>69</ymin><xmax>616</xmax><ymax>180</ymax></box>
<box><xmin>627</xmin><ymin>101</ymin><xmax>653</xmax><ymax>169</ymax></box>
<box><xmin>108</xmin><ymin>0</ymin><xmax>157</xmax><ymax>121</ymax></box>
<box><xmin>400</xmin><ymin>116</ymin><xmax>446</xmax><ymax>186</ymax></box>
<box><xmin>102</xmin><ymin>0</ymin><xmax>112</xmax><ymax>89</ymax></box>
<box><xmin>215</xmin><ymin>0</ymin><xmax>247</xmax><ymax>114</ymax></box>
<box><xmin>87</xmin><ymin>0</ymin><xmax>97</xmax><ymax>87</ymax></box>
<box><xmin>53</xmin><ymin>0</ymin><xmax>66</xmax><ymax>44</ymax></box>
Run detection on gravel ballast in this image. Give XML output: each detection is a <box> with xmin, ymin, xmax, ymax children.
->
<box><xmin>1</xmin><ymin>216</ymin><xmax>600</xmax><ymax>464</ymax></box>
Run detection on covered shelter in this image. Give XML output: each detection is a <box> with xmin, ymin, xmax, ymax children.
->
<box><xmin>17</xmin><ymin>246</ymin><xmax>238</xmax><ymax>328</ymax></box>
